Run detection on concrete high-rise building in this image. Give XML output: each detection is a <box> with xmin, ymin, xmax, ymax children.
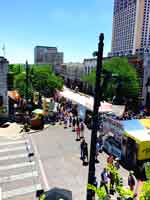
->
<box><xmin>109</xmin><ymin>0</ymin><xmax>150</xmax><ymax>57</ymax></box>
<box><xmin>34</xmin><ymin>46</ymin><xmax>64</xmax><ymax>65</ymax></box>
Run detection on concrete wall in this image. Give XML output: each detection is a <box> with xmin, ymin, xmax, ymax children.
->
<box><xmin>0</xmin><ymin>57</ymin><xmax>8</xmax><ymax>118</ymax></box>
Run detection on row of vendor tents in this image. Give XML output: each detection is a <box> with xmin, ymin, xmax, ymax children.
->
<box><xmin>58</xmin><ymin>86</ymin><xmax>125</xmax><ymax>116</ymax></box>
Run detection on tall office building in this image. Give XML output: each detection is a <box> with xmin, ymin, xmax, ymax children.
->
<box><xmin>109</xmin><ymin>0</ymin><xmax>150</xmax><ymax>57</ymax></box>
<box><xmin>34</xmin><ymin>46</ymin><xmax>64</xmax><ymax>65</ymax></box>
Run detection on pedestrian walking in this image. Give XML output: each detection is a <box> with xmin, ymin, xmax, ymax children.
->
<box><xmin>80</xmin><ymin>121</ymin><xmax>85</xmax><ymax>139</ymax></box>
<box><xmin>128</xmin><ymin>171</ymin><xmax>136</xmax><ymax>191</ymax></box>
<box><xmin>98</xmin><ymin>136</ymin><xmax>103</xmax><ymax>153</ymax></box>
<box><xmin>95</xmin><ymin>140</ymin><xmax>100</xmax><ymax>163</ymax></box>
<box><xmin>82</xmin><ymin>141</ymin><xmax>88</xmax><ymax>165</ymax></box>
<box><xmin>100</xmin><ymin>168</ymin><xmax>109</xmax><ymax>194</ymax></box>
<box><xmin>107</xmin><ymin>154</ymin><xmax>114</xmax><ymax>165</ymax></box>
<box><xmin>69</xmin><ymin>113</ymin><xmax>72</xmax><ymax>127</ymax></box>
<box><xmin>64</xmin><ymin>116</ymin><xmax>68</xmax><ymax>128</ymax></box>
<box><xmin>109</xmin><ymin>171</ymin><xmax>115</xmax><ymax>194</ymax></box>
<box><xmin>80</xmin><ymin>138</ymin><xmax>85</xmax><ymax>160</ymax></box>
<box><xmin>72</xmin><ymin>116</ymin><xmax>76</xmax><ymax>132</ymax></box>
<box><xmin>76</xmin><ymin>116</ymin><xmax>80</xmax><ymax>127</ymax></box>
<box><xmin>92</xmin><ymin>176</ymin><xmax>98</xmax><ymax>196</ymax></box>
<box><xmin>59</xmin><ymin>111</ymin><xmax>63</xmax><ymax>125</ymax></box>
<box><xmin>93</xmin><ymin>176</ymin><xmax>98</xmax><ymax>188</ymax></box>
<box><xmin>114</xmin><ymin>158</ymin><xmax>120</xmax><ymax>169</ymax></box>
<box><xmin>76</xmin><ymin>125</ymin><xmax>80</xmax><ymax>141</ymax></box>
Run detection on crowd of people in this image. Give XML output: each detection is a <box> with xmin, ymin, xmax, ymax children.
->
<box><xmin>90</xmin><ymin>154</ymin><xmax>138</xmax><ymax>200</ymax></box>
<box><xmin>49</xmin><ymin>98</ymin><xmax>90</xmax><ymax>166</ymax></box>
<box><xmin>47</xmin><ymin>98</ymin><xmax>139</xmax><ymax>199</ymax></box>
<box><xmin>45</xmin><ymin>98</ymin><xmax>107</xmax><ymax>166</ymax></box>
<box><xmin>111</xmin><ymin>110</ymin><xmax>148</xmax><ymax>121</ymax></box>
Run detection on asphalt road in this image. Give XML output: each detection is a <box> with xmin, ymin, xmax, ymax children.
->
<box><xmin>30</xmin><ymin>123</ymin><xmax>129</xmax><ymax>200</ymax></box>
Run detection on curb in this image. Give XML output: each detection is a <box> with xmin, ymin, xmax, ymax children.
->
<box><xmin>21</xmin><ymin>124</ymin><xmax>51</xmax><ymax>135</ymax></box>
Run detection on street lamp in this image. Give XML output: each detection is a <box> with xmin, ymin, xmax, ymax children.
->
<box><xmin>25</xmin><ymin>60</ymin><xmax>30</xmax><ymax>103</ymax></box>
<box><xmin>86</xmin><ymin>33</ymin><xmax>104</xmax><ymax>200</ymax></box>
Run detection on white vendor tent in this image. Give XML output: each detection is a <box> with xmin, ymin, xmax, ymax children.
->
<box><xmin>59</xmin><ymin>87</ymin><xmax>112</xmax><ymax>113</ymax></box>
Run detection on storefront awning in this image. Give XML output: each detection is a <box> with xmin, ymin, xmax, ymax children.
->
<box><xmin>8</xmin><ymin>91</ymin><xmax>21</xmax><ymax>101</ymax></box>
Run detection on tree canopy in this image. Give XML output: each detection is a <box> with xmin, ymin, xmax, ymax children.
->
<box><xmin>82</xmin><ymin>57</ymin><xmax>140</xmax><ymax>104</ymax></box>
<box><xmin>9</xmin><ymin>64</ymin><xmax>64</xmax><ymax>98</ymax></box>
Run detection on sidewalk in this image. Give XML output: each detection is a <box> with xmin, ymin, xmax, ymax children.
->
<box><xmin>0</xmin><ymin>122</ymin><xmax>50</xmax><ymax>140</ymax></box>
<box><xmin>0</xmin><ymin>123</ymin><xmax>22</xmax><ymax>140</ymax></box>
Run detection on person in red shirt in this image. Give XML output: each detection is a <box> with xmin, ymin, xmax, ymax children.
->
<box><xmin>107</xmin><ymin>154</ymin><xmax>114</xmax><ymax>165</ymax></box>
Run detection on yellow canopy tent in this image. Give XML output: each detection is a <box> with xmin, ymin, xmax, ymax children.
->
<box><xmin>140</xmin><ymin>119</ymin><xmax>150</xmax><ymax>129</ymax></box>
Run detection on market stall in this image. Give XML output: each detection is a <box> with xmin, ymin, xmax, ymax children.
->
<box><xmin>58</xmin><ymin>86</ymin><xmax>112</xmax><ymax>123</ymax></box>
<box><xmin>103</xmin><ymin>117</ymin><xmax>150</xmax><ymax>171</ymax></box>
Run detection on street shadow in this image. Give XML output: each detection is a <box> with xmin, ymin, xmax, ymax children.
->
<box><xmin>38</xmin><ymin>187</ymin><xmax>72</xmax><ymax>200</ymax></box>
<box><xmin>0</xmin><ymin>122</ymin><xmax>10</xmax><ymax>128</ymax></box>
<box><xmin>83</xmin><ymin>161</ymin><xmax>89</xmax><ymax>166</ymax></box>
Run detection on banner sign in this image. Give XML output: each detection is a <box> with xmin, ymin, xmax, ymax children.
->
<box><xmin>103</xmin><ymin>117</ymin><xmax>124</xmax><ymax>143</ymax></box>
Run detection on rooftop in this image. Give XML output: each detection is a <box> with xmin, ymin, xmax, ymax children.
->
<box><xmin>35</xmin><ymin>46</ymin><xmax>57</xmax><ymax>49</ymax></box>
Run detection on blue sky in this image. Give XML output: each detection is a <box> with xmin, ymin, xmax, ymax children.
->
<box><xmin>0</xmin><ymin>0</ymin><xmax>114</xmax><ymax>64</ymax></box>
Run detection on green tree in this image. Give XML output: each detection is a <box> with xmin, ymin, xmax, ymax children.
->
<box><xmin>140</xmin><ymin>181</ymin><xmax>150</xmax><ymax>200</ymax></box>
<box><xmin>31</xmin><ymin>65</ymin><xmax>63</xmax><ymax>97</ymax></box>
<box><xmin>14</xmin><ymin>71</ymin><xmax>34</xmax><ymax>97</ymax></box>
<box><xmin>87</xmin><ymin>184</ymin><xmax>108</xmax><ymax>200</ymax></box>
<box><xmin>13</xmin><ymin>64</ymin><xmax>64</xmax><ymax>98</ymax></box>
<box><xmin>8</xmin><ymin>64</ymin><xmax>25</xmax><ymax>75</ymax></box>
<box><xmin>82</xmin><ymin>57</ymin><xmax>140</xmax><ymax>104</ymax></box>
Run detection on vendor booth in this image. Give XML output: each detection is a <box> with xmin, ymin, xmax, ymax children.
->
<box><xmin>58</xmin><ymin>87</ymin><xmax>112</xmax><ymax>127</ymax></box>
<box><xmin>103</xmin><ymin>117</ymin><xmax>150</xmax><ymax>172</ymax></box>
<box><xmin>31</xmin><ymin>109</ymin><xmax>44</xmax><ymax>129</ymax></box>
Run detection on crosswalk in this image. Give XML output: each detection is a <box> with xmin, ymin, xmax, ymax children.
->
<box><xmin>0</xmin><ymin>139</ymin><xmax>42</xmax><ymax>200</ymax></box>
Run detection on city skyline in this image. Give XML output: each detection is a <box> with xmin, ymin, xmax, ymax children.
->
<box><xmin>0</xmin><ymin>0</ymin><xmax>113</xmax><ymax>64</ymax></box>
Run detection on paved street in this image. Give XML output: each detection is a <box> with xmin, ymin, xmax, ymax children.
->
<box><xmin>0</xmin><ymin>123</ymin><xmax>43</xmax><ymax>200</ymax></box>
<box><xmin>0</xmin><ymin>122</ymin><xmax>129</xmax><ymax>200</ymax></box>
<box><xmin>30</xmin><ymin>123</ymin><xmax>129</xmax><ymax>200</ymax></box>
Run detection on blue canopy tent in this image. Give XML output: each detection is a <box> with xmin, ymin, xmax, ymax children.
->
<box><xmin>121</xmin><ymin>119</ymin><xmax>145</xmax><ymax>132</ymax></box>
